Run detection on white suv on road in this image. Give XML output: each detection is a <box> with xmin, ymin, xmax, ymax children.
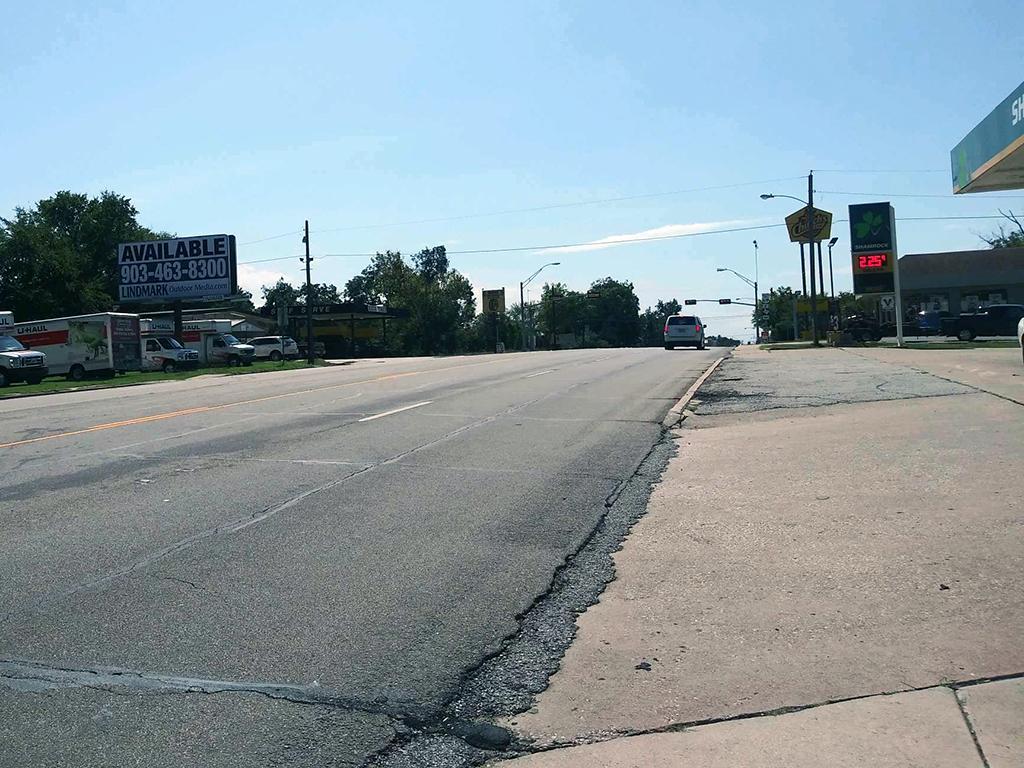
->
<box><xmin>664</xmin><ymin>315</ymin><xmax>706</xmax><ymax>350</ymax></box>
<box><xmin>249</xmin><ymin>336</ymin><xmax>299</xmax><ymax>361</ymax></box>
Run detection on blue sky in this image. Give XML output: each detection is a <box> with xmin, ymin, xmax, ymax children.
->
<box><xmin>4</xmin><ymin>0</ymin><xmax>1023</xmax><ymax>340</ymax></box>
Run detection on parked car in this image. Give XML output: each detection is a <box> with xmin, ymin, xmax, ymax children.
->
<box><xmin>915</xmin><ymin>310</ymin><xmax>953</xmax><ymax>336</ymax></box>
<box><xmin>664</xmin><ymin>315</ymin><xmax>706</xmax><ymax>350</ymax></box>
<box><xmin>1018</xmin><ymin>315</ymin><xmax>1024</xmax><ymax>365</ymax></box>
<box><xmin>842</xmin><ymin>314</ymin><xmax>883</xmax><ymax>342</ymax></box>
<box><xmin>296</xmin><ymin>340</ymin><xmax>327</xmax><ymax>358</ymax></box>
<box><xmin>249</xmin><ymin>336</ymin><xmax>299</xmax><ymax>361</ymax></box>
<box><xmin>941</xmin><ymin>304</ymin><xmax>1024</xmax><ymax>341</ymax></box>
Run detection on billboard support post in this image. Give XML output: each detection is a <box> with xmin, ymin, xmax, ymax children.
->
<box><xmin>173</xmin><ymin>301</ymin><xmax>183</xmax><ymax>345</ymax></box>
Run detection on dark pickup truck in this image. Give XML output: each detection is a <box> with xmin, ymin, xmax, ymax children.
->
<box><xmin>941</xmin><ymin>304</ymin><xmax>1024</xmax><ymax>341</ymax></box>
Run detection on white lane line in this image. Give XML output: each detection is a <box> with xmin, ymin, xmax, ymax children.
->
<box><xmin>525</xmin><ymin>370</ymin><xmax>554</xmax><ymax>378</ymax></box>
<box><xmin>358</xmin><ymin>401</ymin><xmax>432</xmax><ymax>422</ymax></box>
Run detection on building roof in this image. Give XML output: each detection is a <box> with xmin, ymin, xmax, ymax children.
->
<box><xmin>899</xmin><ymin>247</ymin><xmax>1024</xmax><ymax>290</ymax></box>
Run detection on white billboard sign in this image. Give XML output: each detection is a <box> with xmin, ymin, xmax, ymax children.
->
<box><xmin>117</xmin><ymin>234</ymin><xmax>237</xmax><ymax>302</ymax></box>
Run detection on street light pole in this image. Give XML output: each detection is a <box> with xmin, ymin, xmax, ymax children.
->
<box><xmin>519</xmin><ymin>262</ymin><xmax>559</xmax><ymax>352</ymax></box>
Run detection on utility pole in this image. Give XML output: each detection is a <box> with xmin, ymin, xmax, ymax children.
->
<box><xmin>753</xmin><ymin>240</ymin><xmax>760</xmax><ymax>343</ymax></box>
<box><xmin>806</xmin><ymin>171</ymin><xmax>819</xmax><ymax>345</ymax></box>
<box><xmin>302</xmin><ymin>220</ymin><xmax>314</xmax><ymax>365</ymax></box>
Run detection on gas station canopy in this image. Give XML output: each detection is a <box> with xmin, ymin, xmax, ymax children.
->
<box><xmin>952</xmin><ymin>79</ymin><xmax>1024</xmax><ymax>194</ymax></box>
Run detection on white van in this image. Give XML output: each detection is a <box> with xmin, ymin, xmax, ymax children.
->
<box><xmin>0</xmin><ymin>312</ymin><xmax>49</xmax><ymax>387</ymax></box>
<box><xmin>12</xmin><ymin>313</ymin><xmax>142</xmax><ymax>380</ymax></box>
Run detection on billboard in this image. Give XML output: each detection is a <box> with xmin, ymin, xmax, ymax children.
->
<box><xmin>117</xmin><ymin>234</ymin><xmax>237</xmax><ymax>302</ymax></box>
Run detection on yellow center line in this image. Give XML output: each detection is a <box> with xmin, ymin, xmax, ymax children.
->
<box><xmin>0</xmin><ymin>357</ymin><xmax>515</xmax><ymax>450</ymax></box>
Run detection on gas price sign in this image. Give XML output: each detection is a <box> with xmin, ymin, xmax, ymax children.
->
<box><xmin>849</xmin><ymin>203</ymin><xmax>896</xmax><ymax>295</ymax></box>
<box><xmin>117</xmin><ymin>234</ymin><xmax>237</xmax><ymax>302</ymax></box>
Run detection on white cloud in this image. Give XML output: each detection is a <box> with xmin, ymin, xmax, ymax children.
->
<box><xmin>237</xmin><ymin>263</ymin><xmax>292</xmax><ymax>299</ymax></box>
<box><xmin>536</xmin><ymin>220</ymin><xmax>758</xmax><ymax>255</ymax></box>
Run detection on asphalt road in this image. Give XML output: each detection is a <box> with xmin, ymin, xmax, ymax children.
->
<box><xmin>0</xmin><ymin>347</ymin><xmax>718</xmax><ymax>767</ymax></box>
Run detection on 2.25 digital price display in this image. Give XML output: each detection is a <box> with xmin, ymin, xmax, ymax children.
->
<box><xmin>856</xmin><ymin>253</ymin><xmax>889</xmax><ymax>271</ymax></box>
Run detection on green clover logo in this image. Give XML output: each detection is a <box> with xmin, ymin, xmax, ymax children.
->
<box><xmin>854</xmin><ymin>210</ymin><xmax>887</xmax><ymax>239</ymax></box>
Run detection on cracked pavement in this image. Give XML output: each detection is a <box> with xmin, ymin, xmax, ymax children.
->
<box><xmin>0</xmin><ymin>348</ymin><xmax>719</xmax><ymax>767</ymax></box>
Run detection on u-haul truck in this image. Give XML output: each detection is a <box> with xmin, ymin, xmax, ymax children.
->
<box><xmin>12</xmin><ymin>313</ymin><xmax>141</xmax><ymax>381</ymax></box>
<box><xmin>141</xmin><ymin>318</ymin><xmax>254</xmax><ymax>366</ymax></box>
<box><xmin>0</xmin><ymin>312</ymin><xmax>49</xmax><ymax>387</ymax></box>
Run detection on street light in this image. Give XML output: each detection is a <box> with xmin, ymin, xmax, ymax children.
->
<box><xmin>717</xmin><ymin>265</ymin><xmax>759</xmax><ymax>340</ymax></box>
<box><xmin>827</xmin><ymin>236</ymin><xmax>839</xmax><ymax>299</ymax></box>
<box><xmin>520</xmin><ymin>262</ymin><xmax>559</xmax><ymax>351</ymax></box>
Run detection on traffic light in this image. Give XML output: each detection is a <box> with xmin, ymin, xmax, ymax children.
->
<box><xmin>684</xmin><ymin>299</ymin><xmax>697</xmax><ymax>305</ymax></box>
<box><xmin>718</xmin><ymin>298</ymin><xmax>732</xmax><ymax>304</ymax></box>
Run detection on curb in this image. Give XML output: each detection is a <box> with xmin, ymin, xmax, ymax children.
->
<box><xmin>662</xmin><ymin>355</ymin><xmax>727</xmax><ymax>428</ymax></box>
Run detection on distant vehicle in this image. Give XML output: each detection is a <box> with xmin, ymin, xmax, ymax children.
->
<box><xmin>1018</xmin><ymin>316</ymin><xmax>1024</xmax><ymax>365</ymax></box>
<box><xmin>0</xmin><ymin>319</ymin><xmax>48</xmax><ymax>386</ymax></box>
<box><xmin>297</xmin><ymin>340</ymin><xmax>326</xmax><ymax>358</ymax></box>
<box><xmin>141</xmin><ymin>336</ymin><xmax>200</xmax><ymax>373</ymax></box>
<box><xmin>664</xmin><ymin>315</ymin><xmax>706</xmax><ymax>350</ymax></box>
<box><xmin>915</xmin><ymin>309</ymin><xmax>952</xmax><ymax>336</ymax></box>
<box><xmin>941</xmin><ymin>304</ymin><xmax>1024</xmax><ymax>341</ymax></box>
<box><xmin>249</xmin><ymin>336</ymin><xmax>299</xmax><ymax>361</ymax></box>
<box><xmin>11</xmin><ymin>312</ymin><xmax>141</xmax><ymax>380</ymax></box>
<box><xmin>842</xmin><ymin>314</ymin><xmax>883</xmax><ymax>342</ymax></box>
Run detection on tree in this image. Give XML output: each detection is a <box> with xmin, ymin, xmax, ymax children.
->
<box><xmin>979</xmin><ymin>210</ymin><xmax>1024</xmax><ymax>248</ymax></box>
<box><xmin>343</xmin><ymin>246</ymin><xmax>475</xmax><ymax>356</ymax></box>
<box><xmin>260</xmin><ymin>279</ymin><xmax>302</xmax><ymax>313</ymax></box>
<box><xmin>754</xmin><ymin>286</ymin><xmax>798</xmax><ymax>341</ymax></box>
<box><xmin>0</xmin><ymin>191</ymin><xmax>168</xmax><ymax>319</ymax></box>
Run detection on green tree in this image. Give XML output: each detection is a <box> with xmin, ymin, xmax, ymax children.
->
<box><xmin>754</xmin><ymin>286</ymin><xmax>798</xmax><ymax>341</ymax></box>
<box><xmin>343</xmin><ymin>246</ymin><xmax>475</xmax><ymax>355</ymax></box>
<box><xmin>0</xmin><ymin>191</ymin><xmax>168</xmax><ymax>319</ymax></box>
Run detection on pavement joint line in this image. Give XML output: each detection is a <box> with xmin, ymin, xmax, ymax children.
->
<box><xmin>512</xmin><ymin>670</ymin><xmax>1024</xmax><ymax>757</ymax></box>
<box><xmin>524</xmin><ymin>370</ymin><xmax>555</xmax><ymax>378</ymax></box>
<box><xmin>954</xmin><ymin>688</ymin><xmax>994</xmax><ymax>768</ymax></box>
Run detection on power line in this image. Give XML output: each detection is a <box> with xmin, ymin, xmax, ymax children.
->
<box><xmin>814</xmin><ymin>169</ymin><xmax>948</xmax><ymax>174</ymax></box>
<box><xmin>818</xmin><ymin>189</ymin><xmax>1024</xmax><ymax>200</ymax></box>
<box><xmin>237</xmin><ymin>215</ymin><xmax>1010</xmax><ymax>267</ymax></box>
<box><xmin>308</xmin><ymin>177</ymin><xmax>806</xmax><ymax>235</ymax></box>
<box><xmin>238</xmin><ymin>230</ymin><xmax>304</xmax><ymax>245</ymax></box>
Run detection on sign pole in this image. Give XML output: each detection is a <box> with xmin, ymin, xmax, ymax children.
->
<box><xmin>173</xmin><ymin>300</ymin><xmax>183</xmax><ymax>345</ymax></box>
<box><xmin>890</xmin><ymin>206</ymin><xmax>905</xmax><ymax>348</ymax></box>
<box><xmin>806</xmin><ymin>172</ymin><xmax>819</xmax><ymax>345</ymax></box>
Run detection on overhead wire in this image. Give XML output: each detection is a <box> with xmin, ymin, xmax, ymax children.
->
<box><xmin>307</xmin><ymin>176</ymin><xmax>807</xmax><ymax>235</ymax></box>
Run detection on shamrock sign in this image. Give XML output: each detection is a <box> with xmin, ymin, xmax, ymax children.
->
<box><xmin>849</xmin><ymin>202</ymin><xmax>893</xmax><ymax>252</ymax></box>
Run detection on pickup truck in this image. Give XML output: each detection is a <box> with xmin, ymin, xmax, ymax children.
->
<box><xmin>941</xmin><ymin>304</ymin><xmax>1024</xmax><ymax>341</ymax></box>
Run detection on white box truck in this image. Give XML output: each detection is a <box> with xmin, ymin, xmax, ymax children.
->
<box><xmin>12</xmin><ymin>313</ymin><xmax>142</xmax><ymax>381</ymax></box>
<box><xmin>141</xmin><ymin>318</ymin><xmax>255</xmax><ymax>366</ymax></box>
<box><xmin>0</xmin><ymin>312</ymin><xmax>49</xmax><ymax>386</ymax></box>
